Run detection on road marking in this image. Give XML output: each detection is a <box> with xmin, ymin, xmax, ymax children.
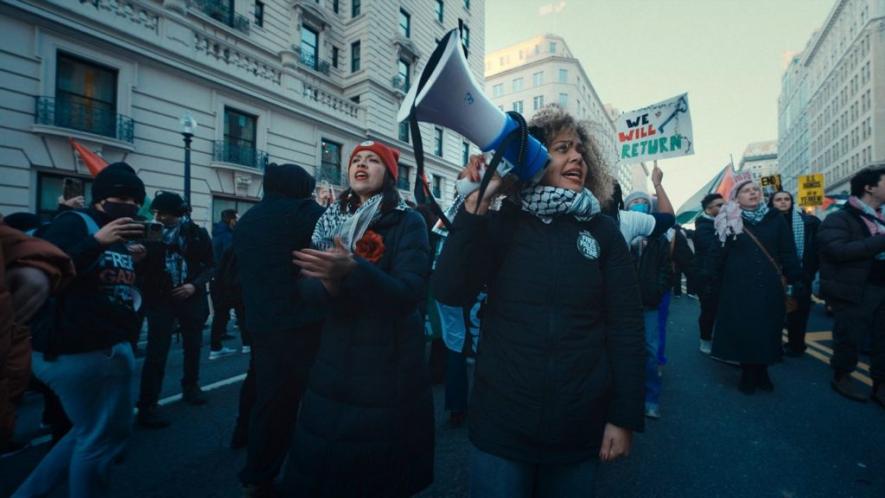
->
<box><xmin>24</xmin><ymin>372</ymin><xmax>247</xmax><ymax>449</ymax></box>
<box><xmin>783</xmin><ymin>330</ymin><xmax>873</xmax><ymax>387</ymax></box>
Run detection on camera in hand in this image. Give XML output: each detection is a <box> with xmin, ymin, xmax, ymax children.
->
<box><xmin>140</xmin><ymin>221</ymin><xmax>164</xmax><ymax>242</ymax></box>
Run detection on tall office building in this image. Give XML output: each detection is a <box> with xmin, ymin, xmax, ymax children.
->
<box><xmin>0</xmin><ymin>0</ymin><xmax>484</xmax><ymax>222</ymax></box>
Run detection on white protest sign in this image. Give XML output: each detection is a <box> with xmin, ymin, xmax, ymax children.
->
<box><xmin>616</xmin><ymin>93</ymin><xmax>694</xmax><ymax>164</ymax></box>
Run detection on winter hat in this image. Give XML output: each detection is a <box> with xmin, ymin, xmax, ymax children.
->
<box><xmin>264</xmin><ymin>163</ymin><xmax>316</xmax><ymax>199</ymax></box>
<box><xmin>150</xmin><ymin>191</ymin><xmax>187</xmax><ymax>215</ymax></box>
<box><xmin>349</xmin><ymin>141</ymin><xmax>400</xmax><ymax>181</ymax></box>
<box><xmin>91</xmin><ymin>162</ymin><xmax>146</xmax><ymax>205</ymax></box>
<box><xmin>623</xmin><ymin>191</ymin><xmax>653</xmax><ymax>209</ymax></box>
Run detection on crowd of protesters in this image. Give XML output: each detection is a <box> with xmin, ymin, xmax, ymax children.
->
<box><xmin>1</xmin><ymin>102</ymin><xmax>884</xmax><ymax>497</ymax></box>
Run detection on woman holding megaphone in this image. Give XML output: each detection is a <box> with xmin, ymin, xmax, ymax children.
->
<box><xmin>433</xmin><ymin>106</ymin><xmax>646</xmax><ymax>497</ymax></box>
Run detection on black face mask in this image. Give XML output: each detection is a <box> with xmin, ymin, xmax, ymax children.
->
<box><xmin>101</xmin><ymin>201</ymin><xmax>140</xmax><ymax>220</ymax></box>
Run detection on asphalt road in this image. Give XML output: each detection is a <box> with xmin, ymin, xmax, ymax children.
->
<box><xmin>2</xmin><ymin>296</ymin><xmax>883</xmax><ymax>497</ymax></box>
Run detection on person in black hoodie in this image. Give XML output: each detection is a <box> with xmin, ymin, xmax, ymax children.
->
<box><xmin>818</xmin><ymin>167</ymin><xmax>885</xmax><ymax>407</ymax></box>
<box><xmin>232</xmin><ymin>164</ymin><xmax>325</xmax><ymax>496</ymax></box>
<box><xmin>433</xmin><ymin>106</ymin><xmax>645</xmax><ymax>496</ymax></box>
<box><xmin>15</xmin><ymin>162</ymin><xmax>146</xmax><ymax>498</ymax></box>
<box><xmin>768</xmin><ymin>191</ymin><xmax>821</xmax><ymax>356</ymax></box>
<box><xmin>694</xmin><ymin>193</ymin><xmax>724</xmax><ymax>354</ymax></box>
<box><xmin>136</xmin><ymin>192</ymin><xmax>214</xmax><ymax>428</ymax></box>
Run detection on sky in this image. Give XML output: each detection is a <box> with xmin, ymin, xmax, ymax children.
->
<box><xmin>484</xmin><ymin>0</ymin><xmax>835</xmax><ymax>209</ymax></box>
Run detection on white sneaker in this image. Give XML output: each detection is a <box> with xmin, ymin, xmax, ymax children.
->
<box><xmin>209</xmin><ymin>346</ymin><xmax>237</xmax><ymax>360</ymax></box>
<box><xmin>241</xmin><ymin>345</ymin><xmax>251</xmax><ymax>354</ymax></box>
<box><xmin>699</xmin><ymin>340</ymin><xmax>712</xmax><ymax>354</ymax></box>
<box><xmin>644</xmin><ymin>404</ymin><xmax>661</xmax><ymax>419</ymax></box>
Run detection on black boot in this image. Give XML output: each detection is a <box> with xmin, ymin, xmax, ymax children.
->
<box><xmin>137</xmin><ymin>405</ymin><xmax>171</xmax><ymax>429</ymax></box>
<box><xmin>739</xmin><ymin>365</ymin><xmax>756</xmax><ymax>395</ymax></box>
<box><xmin>831</xmin><ymin>371</ymin><xmax>867</xmax><ymax>402</ymax></box>
<box><xmin>230</xmin><ymin>420</ymin><xmax>248</xmax><ymax>449</ymax></box>
<box><xmin>756</xmin><ymin>366</ymin><xmax>774</xmax><ymax>392</ymax></box>
<box><xmin>872</xmin><ymin>381</ymin><xmax>885</xmax><ymax>408</ymax></box>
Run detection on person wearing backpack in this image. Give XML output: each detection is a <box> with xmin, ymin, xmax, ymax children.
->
<box><xmin>136</xmin><ymin>192</ymin><xmax>214</xmax><ymax>428</ymax></box>
<box><xmin>13</xmin><ymin>162</ymin><xmax>147</xmax><ymax>498</ymax></box>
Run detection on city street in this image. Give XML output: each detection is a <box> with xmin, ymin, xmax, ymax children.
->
<box><xmin>1</xmin><ymin>296</ymin><xmax>883</xmax><ymax>498</ymax></box>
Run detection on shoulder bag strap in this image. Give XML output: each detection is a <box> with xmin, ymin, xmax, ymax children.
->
<box><xmin>742</xmin><ymin>226</ymin><xmax>784</xmax><ymax>282</ymax></box>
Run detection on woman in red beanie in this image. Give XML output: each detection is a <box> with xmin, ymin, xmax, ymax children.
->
<box><xmin>284</xmin><ymin>141</ymin><xmax>434</xmax><ymax>497</ymax></box>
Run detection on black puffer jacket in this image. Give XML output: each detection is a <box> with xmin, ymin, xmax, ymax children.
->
<box><xmin>693</xmin><ymin>215</ymin><xmax>717</xmax><ymax>294</ymax></box>
<box><xmin>633</xmin><ymin>234</ymin><xmax>672</xmax><ymax>309</ymax></box>
<box><xmin>818</xmin><ymin>204</ymin><xmax>885</xmax><ymax>304</ymax></box>
<box><xmin>432</xmin><ymin>204</ymin><xmax>645</xmax><ymax>465</ymax></box>
<box><xmin>285</xmin><ymin>208</ymin><xmax>434</xmax><ymax>498</ymax></box>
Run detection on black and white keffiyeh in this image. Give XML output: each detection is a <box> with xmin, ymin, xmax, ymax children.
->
<box><xmin>310</xmin><ymin>194</ymin><xmax>408</xmax><ymax>250</ymax></box>
<box><xmin>519</xmin><ymin>186</ymin><xmax>601</xmax><ymax>224</ymax></box>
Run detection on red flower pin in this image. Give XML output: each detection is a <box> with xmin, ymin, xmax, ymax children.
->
<box><xmin>355</xmin><ymin>229</ymin><xmax>385</xmax><ymax>263</ymax></box>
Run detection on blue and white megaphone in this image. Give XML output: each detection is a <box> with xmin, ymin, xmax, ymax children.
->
<box><xmin>397</xmin><ymin>29</ymin><xmax>548</xmax><ymax>196</ymax></box>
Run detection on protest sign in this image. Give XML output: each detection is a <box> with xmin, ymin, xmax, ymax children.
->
<box><xmin>760</xmin><ymin>174</ymin><xmax>782</xmax><ymax>196</ymax></box>
<box><xmin>797</xmin><ymin>174</ymin><xmax>825</xmax><ymax>207</ymax></box>
<box><xmin>616</xmin><ymin>93</ymin><xmax>694</xmax><ymax>163</ymax></box>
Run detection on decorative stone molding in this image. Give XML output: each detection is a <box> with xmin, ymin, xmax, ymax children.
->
<box><xmin>394</xmin><ymin>36</ymin><xmax>421</xmax><ymax>63</ymax></box>
<box><xmin>194</xmin><ymin>32</ymin><xmax>282</xmax><ymax>85</ymax></box>
<box><xmin>82</xmin><ymin>0</ymin><xmax>161</xmax><ymax>33</ymax></box>
<box><xmin>162</xmin><ymin>0</ymin><xmax>187</xmax><ymax>15</ymax></box>
<box><xmin>302</xmin><ymin>82</ymin><xmax>360</xmax><ymax>120</ymax></box>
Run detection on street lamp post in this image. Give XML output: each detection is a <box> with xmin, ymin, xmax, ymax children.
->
<box><xmin>180</xmin><ymin>114</ymin><xmax>198</xmax><ymax>208</ymax></box>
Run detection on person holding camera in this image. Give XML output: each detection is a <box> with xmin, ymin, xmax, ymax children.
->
<box><xmin>14</xmin><ymin>162</ymin><xmax>146</xmax><ymax>498</ymax></box>
<box><xmin>136</xmin><ymin>192</ymin><xmax>214</xmax><ymax>428</ymax></box>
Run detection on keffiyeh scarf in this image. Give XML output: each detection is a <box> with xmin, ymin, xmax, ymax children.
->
<box><xmin>310</xmin><ymin>194</ymin><xmax>408</xmax><ymax>251</ymax></box>
<box><xmin>789</xmin><ymin>209</ymin><xmax>805</xmax><ymax>261</ymax></box>
<box><xmin>519</xmin><ymin>186</ymin><xmax>601</xmax><ymax>224</ymax></box>
<box><xmin>714</xmin><ymin>202</ymin><xmax>769</xmax><ymax>244</ymax></box>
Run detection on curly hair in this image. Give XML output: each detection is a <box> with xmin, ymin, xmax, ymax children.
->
<box><xmin>527</xmin><ymin>104</ymin><xmax>615</xmax><ymax>204</ymax></box>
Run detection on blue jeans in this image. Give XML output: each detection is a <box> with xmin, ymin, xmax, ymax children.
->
<box><xmin>14</xmin><ymin>343</ymin><xmax>135</xmax><ymax>498</ymax></box>
<box><xmin>469</xmin><ymin>445</ymin><xmax>597</xmax><ymax>498</ymax></box>
<box><xmin>657</xmin><ymin>291</ymin><xmax>671</xmax><ymax>365</ymax></box>
<box><xmin>644</xmin><ymin>309</ymin><xmax>661</xmax><ymax>409</ymax></box>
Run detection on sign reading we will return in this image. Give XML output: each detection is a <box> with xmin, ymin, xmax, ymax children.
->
<box><xmin>616</xmin><ymin>93</ymin><xmax>694</xmax><ymax>163</ymax></box>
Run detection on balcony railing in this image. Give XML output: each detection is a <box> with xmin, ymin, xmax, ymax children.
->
<box><xmin>193</xmin><ymin>0</ymin><xmax>250</xmax><ymax>33</ymax></box>
<box><xmin>297</xmin><ymin>49</ymin><xmax>331</xmax><ymax>75</ymax></box>
<box><xmin>35</xmin><ymin>95</ymin><xmax>134</xmax><ymax>143</ymax></box>
<box><xmin>214</xmin><ymin>140</ymin><xmax>267</xmax><ymax>170</ymax></box>
<box><xmin>392</xmin><ymin>75</ymin><xmax>410</xmax><ymax>93</ymax></box>
<box><xmin>317</xmin><ymin>163</ymin><xmax>342</xmax><ymax>185</ymax></box>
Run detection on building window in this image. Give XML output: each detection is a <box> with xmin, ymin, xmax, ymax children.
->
<box><xmin>493</xmin><ymin>84</ymin><xmax>503</xmax><ymax>97</ymax></box>
<box><xmin>396</xmin><ymin>59</ymin><xmax>411</xmax><ymax>92</ymax></box>
<box><xmin>462</xmin><ymin>141</ymin><xmax>470</xmax><ymax>166</ymax></box>
<box><xmin>533</xmin><ymin>71</ymin><xmax>543</xmax><ymax>86</ymax></box>
<box><xmin>435</xmin><ymin>0</ymin><xmax>444</xmax><ymax>22</ymax></box>
<box><xmin>222</xmin><ymin>107</ymin><xmax>259</xmax><ymax>167</ymax></box>
<box><xmin>37</xmin><ymin>173</ymin><xmax>94</xmax><ymax>221</ymax></box>
<box><xmin>352</xmin><ymin>0</ymin><xmax>360</xmax><ymax>17</ymax></box>
<box><xmin>399</xmin><ymin>9</ymin><xmax>411</xmax><ymax>38</ymax></box>
<box><xmin>512</xmin><ymin>100</ymin><xmax>524</xmax><ymax>113</ymax></box>
<box><xmin>53</xmin><ymin>53</ymin><xmax>119</xmax><ymax>139</ymax></box>
<box><xmin>351</xmin><ymin>41</ymin><xmax>361</xmax><ymax>72</ymax></box>
<box><xmin>558</xmin><ymin>93</ymin><xmax>567</xmax><ymax>108</ymax></box>
<box><xmin>254</xmin><ymin>1</ymin><xmax>264</xmax><ymax>27</ymax></box>
<box><xmin>432</xmin><ymin>175</ymin><xmax>442</xmax><ymax>198</ymax></box>
<box><xmin>399</xmin><ymin>121</ymin><xmax>410</xmax><ymax>143</ymax></box>
<box><xmin>320</xmin><ymin>139</ymin><xmax>342</xmax><ymax>184</ymax></box>
<box><xmin>434</xmin><ymin>127</ymin><xmax>444</xmax><ymax>157</ymax></box>
<box><xmin>558</xmin><ymin>69</ymin><xmax>568</xmax><ymax>83</ymax></box>
<box><xmin>398</xmin><ymin>164</ymin><xmax>412</xmax><ymax>190</ymax></box>
<box><xmin>512</xmin><ymin>77</ymin><xmax>523</xmax><ymax>91</ymax></box>
<box><xmin>549</xmin><ymin>41</ymin><xmax>557</xmax><ymax>53</ymax></box>
<box><xmin>332</xmin><ymin>46</ymin><xmax>339</xmax><ymax>68</ymax></box>
<box><xmin>461</xmin><ymin>24</ymin><xmax>470</xmax><ymax>51</ymax></box>
<box><xmin>300</xmin><ymin>26</ymin><xmax>319</xmax><ymax>70</ymax></box>
<box><xmin>333</xmin><ymin>0</ymin><xmax>339</xmax><ymax>14</ymax></box>
<box><xmin>463</xmin><ymin>0</ymin><xmax>470</xmax><ymax>9</ymax></box>
<box><xmin>533</xmin><ymin>95</ymin><xmax>544</xmax><ymax>110</ymax></box>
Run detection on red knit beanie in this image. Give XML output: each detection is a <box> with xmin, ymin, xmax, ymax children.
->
<box><xmin>349</xmin><ymin>141</ymin><xmax>400</xmax><ymax>181</ymax></box>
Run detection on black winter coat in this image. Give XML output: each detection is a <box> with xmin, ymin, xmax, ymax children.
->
<box><xmin>707</xmin><ymin>210</ymin><xmax>802</xmax><ymax>364</ymax></box>
<box><xmin>232</xmin><ymin>193</ymin><xmax>325</xmax><ymax>343</ymax></box>
<box><xmin>818</xmin><ymin>204</ymin><xmax>885</xmax><ymax>304</ymax></box>
<box><xmin>780</xmin><ymin>211</ymin><xmax>821</xmax><ymax>281</ymax></box>
<box><xmin>285</xmin><ymin>208</ymin><xmax>434</xmax><ymax>498</ymax></box>
<box><xmin>693</xmin><ymin>216</ymin><xmax>717</xmax><ymax>295</ymax></box>
<box><xmin>139</xmin><ymin>220</ymin><xmax>214</xmax><ymax>308</ymax></box>
<box><xmin>633</xmin><ymin>234</ymin><xmax>672</xmax><ymax>309</ymax></box>
<box><xmin>432</xmin><ymin>205</ymin><xmax>645</xmax><ymax>465</ymax></box>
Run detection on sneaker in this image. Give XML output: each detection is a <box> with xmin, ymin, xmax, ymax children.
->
<box><xmin>209</xmin><ymin>346</ymin><xmax>237</xmax><ymax>360</ymax></box>
<box><xmin>699</xmin><ymin>339</ymin><xmax>712</xmax><ymax>355</ymax></box>
<box><xmin>241</xmin><ymin>345</ymin><xmax>251</xmax><ymax>354</ymax></box>
<box><xmin>831</xmin><ymin>374</ymin><xmax>867</xmax><ymax>402</ymax></box>
<box><xmin>137</xmin><ymin>405</ymin><xmax>171</xmax><ymax>429</ymax></box>
<box><xmin>644</xmin><ymin>404</ymin><xmax>660</xmax><ymax>419</ymax></box>
<box><xmin>182</xmin><ymin>385</ymin><xmax>208</xmax><ymax>405</ymax></box>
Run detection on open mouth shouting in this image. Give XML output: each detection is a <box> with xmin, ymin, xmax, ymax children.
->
<box><xmin>561</xmin><ymin>164</ymin><xmax>585</xmax><ymax>187</ymax></box>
